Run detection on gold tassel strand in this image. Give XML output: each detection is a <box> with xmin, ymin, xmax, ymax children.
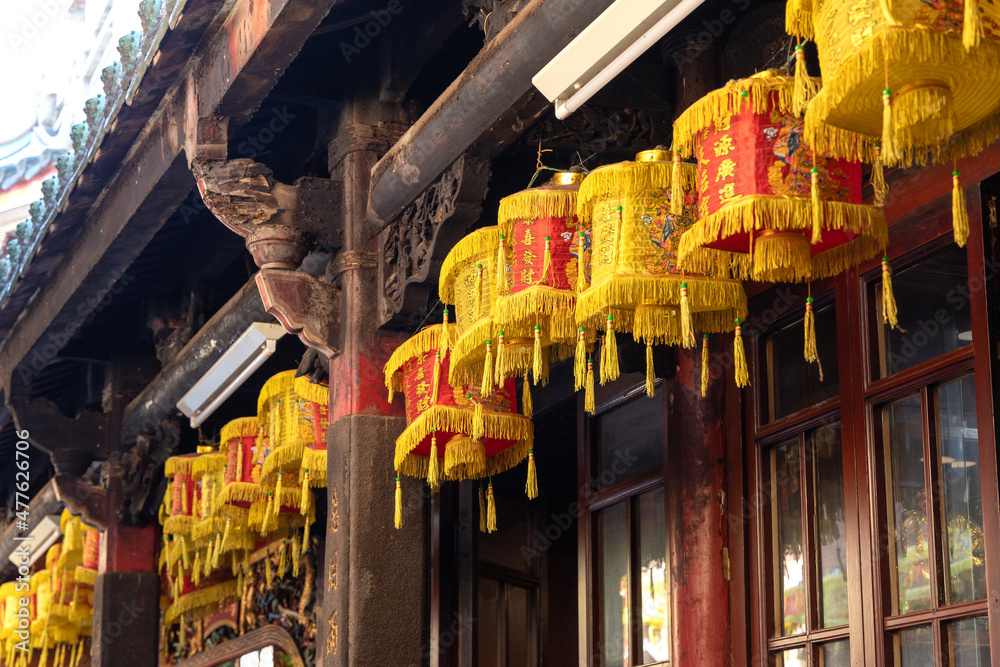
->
<box><xmin>439</xmin><ymin>308</ymin><xmax>450</xmax><ymax>355</ymax></box>
<box><xmin>478</xmin><ymin>486</ymin><xmax>487</xmax><ymax>533</ymax></box>
<box><xmin>792</xmin><ymin>44</ymin><xmax>819</xmax><ymax>116</ymax></box>
<box><xmin>964</xmin><ymin>0</ymin><xmax>982</xmax><ymax>50</ymax></box>
<box><xmin>734</xmin><ymin>318</ymin><xmax>750</xmax><ymax>388</ymax></box>
<box><xmin>803</xmin><ymin>296</ymin><xmax>824</xmax><ymax>382</ymax></box>
<box><xmin>481</xmin><ymin>339</ymin><xmax>495</xmax><ymax>397</ymax></box>
<box><xmin>486</xmin><ymin>483</ymin><xmax>497</xmax><ymax>533</ymax></box>
<box><xmin>394</xmin><ymin>477</ymin><xmax>402</xmax><ymax>529</ymax></box>
<box><xmin>292</xmin><ymin>536</ymin><xmax>301</xmax><ymax>578</ymax></box>
<box><xmin>522</xmin><ymin>375</ymin><xmax>533</xmax><ymax>419</ymax></box>
<box><xmin>953</xmin><ymin>169</ymin><xmax>969</xmax><ymax>248</ymax></box>
<box><xmin>476</xmin><ymin>264</ymin><xmax>485</xmax><ymax>317</ymax></box>
<box><xmin>600</xmin><ymin>315</ymin><xmax>619</xmax><ymax>385</ymax></box>
<box><xmin>701</xmin><ymin>334</ymin><xmax>710</xmax><ymax>397</ymax></box>
<box><xmin>881</xmin><ymin>87</ymin><xmax>898</xmax><ymax>165</ymax></box>
<box><xmin>585</xmin><ymin>358</ymin><xmax>596</xmax><ymax>414</ymax></box>
<box><xmin>680</xmin><ymin>282</ymin><xmax>696</xmax><ymax>348</ymax></box>
<box><xmin>300</xmin><ymin>470</ymin><xmax>310</xmax><ymax>516</ymax></box>
<box><xmin>525</xmin><ymin>449</ymin><xmax>538</xmax><ymax>500</ymax></box>
<box><xmin>265</xmin><ymin>549</ymin><xmax>273</xmax><ymax>587</ymax></box>
<box><xmin>540</xmin><ymin>236</ymin><xmax>552</xmax><ymax>283</ymax></box>
<box><xmin>193</xmin><ymin>550</ymin><xmax>201</xmax><ymax>586</ymax></box>
<box><xmin>576</xmin><ymin>232</ymin><xmax>588</xmax><ymax>293</ymax></box>
<box><xmin>261</xmin><ymin>494</ymin><xmax>273</xmax><ymax>536</ymax></box>
<box><xmin>532</xmin><ymin>325</ymin><xmax>543</xmax><ymax>383</ymax></box>
<box><xmin>872</xmin><ymin>144</ymin><xmax>888</xmax><ymax>207</ymax></box>
<box><xmin>278</xmin><ymin>540</ymin><xmax>288</xmax><ymax>579</ymax></box>
<box><xmin>810</xmin><ymin>167</ymin><xmax>823</xmax><ymax>245</ymax></box>
<box><xmin>497</xmin><ymin>234</ymin><xmax>508</xmax><ymax>295</ymax></box>
<box><xmin>574</xmin><ymin>327</ymin><xmax>587</xmax><ymax>391</ymax></box>
<box><xmin>671</xmin><ymin>152</ymin><xmax>684</xmax><ymax>215</ymax></box>
<box><xmin>431</xmin><ymin>350</ymin><xmax>442</xmax><ymax>403</ymax></box>
<box><xmin>473</xmin><ymin>400</ymin><xmax>485</xmax><ymax>441</ymax></box>
<box><xmin>645</xmin><ymin>341</ymin><xmax>655</xmax><ymax>398</ymax></box>
<box><xmin>274</xmin><ymin>472</ymin><xmax>283</xmax><ymax>518</ymax></box>
<box><xmin>882</xmin><ymin>257</ymin><xmax>899</xmax><ymax>329</ymax></box>
<box><xmin>494</xmin><ymin>332</ymin><xmax>508</xmax><ymax>385</ymax></box>
<box><xmin>427</xmin><ymin>429</ymin><xmax>440</xmax><ymax>488</ymax></box>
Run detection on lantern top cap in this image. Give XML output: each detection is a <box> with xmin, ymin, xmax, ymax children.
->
<box><xmin>548</xmin><ymin>171</ymin><xmax>585</xmax><ymax>185</ymax></box>
<box><xmin>635</xmin><ymin>148</ymin><xmax>672</xmax><ymax>163</ymax></box>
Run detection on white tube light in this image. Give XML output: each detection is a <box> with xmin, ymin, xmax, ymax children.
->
<box><xmin>177</xmin><ymin>322</ymin><xmax>287</xmax><ymax>428</ymax></box>
<box><xmin>533</xmin><ymin>0</ymin><xmax>706</xmax><ymax>120</ymax></box>
<box><xmin>8</xmin><ymin>515</ymin><xmax>62</xmax><ymax>568</ymax></box>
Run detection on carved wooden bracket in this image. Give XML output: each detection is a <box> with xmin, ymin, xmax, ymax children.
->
<box><xmin>6</xmin><ymin>396</ymin><xmax>107</xmax><ymax>476</ymax></box>
<box><xmin>378</xmin><ymin>153</ymin><xmax>491</xmax><ymax>327</ymax></box>
<box><xmin>257</xmin><ymin>269</ymin><xmax>342</xmax><ymax>359</ymax></box>
<box><xmin>53</xmin><ymin>474</ymin><xmax>109</xmax><ymax>531</ymax></box>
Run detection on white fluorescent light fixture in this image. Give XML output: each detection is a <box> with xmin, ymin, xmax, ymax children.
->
<box><xmin>533</xmin><ymin>0</ymin><xmax>706</xmax><ymax>120</ymax></box>
<box><xmin>8</xmin><ymin>515</ymin><xmax>62</xmax><ymax>568</ymax></box>
<box><xmin>177</xmin><ymin>322</ymin><xmax>287</xmax><ymax>428</ymax></box>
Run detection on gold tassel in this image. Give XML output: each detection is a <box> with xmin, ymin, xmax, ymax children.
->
<box><xmin>540</xmin><ymin>236</ymin><xmax>552</xmax><ymax>283</ymax></box>
<box><xmin>810</xmin><ymin>167</ymin><xmax>823</xmax><ymax>245</ymax></box>
<box><xmin>803</xmin><ymin>296</ymin><xmax>824</xmax><ymax>382</ymax></box>
<box><xmin>701</xmin><ymin>334</ymin><xmax>710</xmax><ymax>397</ymax></box>
<box><xmin>481</xmin><ymin>340</ymin><xmax>494</xmax><ymax>397</ymax></box>
<box><xmin>278</xmin><ymin>541</ymin><xmax>288</xmax><ymax>578</ymax></box>
<box><xmin>574</xmin><ymin>327</ymin><xmax>587</xmax><ymax>391</ymax></box>
<box><xmin>734</xmin><ymin>318</ymin><xmax>750</xmax><ymax>388</ymax></box>
<box><xmin>585</xmin><ymin>358</ymin><xmax>596</xmax><ymax>414</ymax></box>
<box><xmin>431</xmin><ymin>351</ymin><xmax>442</xmax><ymax>403</ymax></box>
<box><xmin>236</xmin><ymin>442</ymin><xmax>243</xmax><ymax>482</ymax></box>
<box><xmin>428</xmin><ymin>430</ymin><xmax>440</xmax><ymax>488</ymax></box>
<box><xmin>497</xmin><ymin>235</ymin><xmax>508</xmax><ymax>295</ymax></box>
<box><xmin>680</xmin><ymin>282</ymin><xmax>696</xmax><ymax>348</ymax></box>
<box><xmin>222</xmin><ymin>515</ymin><xmax>232</xmax><ymax>552</ymax></box>
<box><xmin>181</xmin><ymin>480</ymin><xmax>189</xmax><ymax>516</ymax></box>
<box><xmin>262</xmin><ymin>495</ymin><xmax>273</xmax><ymax>535</ymax></box>
<box><xmin>881</xmin><ymin>88</ymin><xmax>898</xmax><ymax>164</ymax></box>
<box><xmin>265</xmin><ymin>550</ymin><xmax>273</xmax><ymax>587</ymax></box>
<box><xmin>476</xmin><ymin>264</ymin><xmax>485</xmax><ymax>317</ymax></box>
<box><xmin>274</xmin><ymin>472</ymin><xmax>283</xmax><ymax>518</ymax></box>
<box><xmin>522</xmin><ymin>376</ymin><xmax>533</xmax><ymax>418</ymax></box>
<box><xmin>193</xmin><ymin>551</ymin><xmax>201</xmax><ymax>586</ymax></box>
<box><xmin>300</xmin><ymin>470</ymin><xmax>310</xmax><ymax>516</ymax></box>
<box><xmin>882</xmin><ymin>257</ymin><xmax>899</xmax><ymax>329</ymax></box>
<box><xmin>487</xmin><ymin>483</ymin><xmax>497</xmax><ymax>533</ymax></box>
<box><xmin>953</xmin><ymin>169</ymin><xmax>970</xmax><ymax>248</ymax></box>
<box><xmin>292</xmin><ymin>536</ymin><xmax>301</xmax><ymax>578</ymax></box>
<box><xmin>526</xmin><ymin>450</ymin><xmax>538</xmax><ymax>499</ymax></box>
<box><xmin>533</xmin><ymin>325</ymin><xmax>543</xmax><ymax>383</ymax></box>
<box><xmin>394</xmin><ymin>477</ymin><xmax>402</xmax><ymax>529</ymax></box>
<box><xmin>599</xmin><ymin>316</ymin><xmax>619</xmax><ymax>385</ymax></box>
<box><xmin>473</xmin><ymin>401</ymin><xmax>485</xmax><ymax>441</ymax></box>
<box><xmin>494</xmin><ymin>332</ymin><xmax>507</xmax><ymax>384</ymax></box>
<box><xmin>964</xmin><ymin>0</ymin><xmax>982</xmax><ymax>49</ymax></box>
<box><xmin>179</xmin><ymin>615</ymin><xmax>186</xmax><ymax>648</ymax></box>
<box><xmin>478</xmin><ymin>487</ymin><xmax>487</xmax><ymax>533</ymax></box>
<box><xmin>671</xmin><ymin>152</ymin><xmax>684</xmax><ymax>215</ymax></box>
<box><xmin>576</xmin><ymin>233</ymin><xmax>588</xmax><ymax>293</ymax></box>
<box><xmin>39</xmin><ymin>637</ymin><xmax>49</xmax><ymax>667</ymax></box>
<box><xmin>439</xmin><ymin>308</ymin><xmax>450</xmax><ymax>355</ymax></box>
<box><xmin>792</xmin><ymin>45</ymin><xmax>819</xmax><ymax>116</ymax></box>
<box><xmin>645</xmin><ymin>341</ymin><xmax>655</xmax><ymax>398</ymax></box>
<box><xmin>302</xmin><ymin>515</ymin><xmax>311</xmax><ymax>553</ymax></box>
<box><xmin>872</xmin><ymin>144</ymin><xmax>888</xmax><ymax>207</ymax></box>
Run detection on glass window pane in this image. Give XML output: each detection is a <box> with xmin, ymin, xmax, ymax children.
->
<box><xmin>936</xmin><ymin>376</ymin><xmax>986</xmax><ymax>605</ymax></box>
<box><xmin>764</xmin><ymin>300</ymin><xmax>840</xmax><ymax>422</ymax></box>
<box><xmin>947</xmin><ymin>616</ymin><xmax>990</xmax><ymax>666</ymax></box>
<box><xmin>777</xmin><ymin>647</ymin><xmax>808</xmax><ymax>667</ymax></box>
<box><xmin>892</xmin><ymin>626</ymin><xmax>934</xmax><ymax>667</ymax></box>
<box><xmin>884</xmin><ymin>393</ymin><xmax>933</xmax><ymax>614</ymax></box>
<box><xmin>638</xmin><ymin>488</ymin><xmax>668</xmax><ymax>664</ymax></box>
<box><xmin>819</xmin><ymin>639</ymin><xmax>851</xmax><ymax>667</ymax></box>
<box><xmin>772</xmin><ymin>438</ymin><xmax>805</xmax><ymax>636</ymax></box>
<box><xmin>480</xmin><ymin>503</ymin><xmax>532</xmax><ymax>573</ymax></box>
<box><xmin>599</xmin><ymin>502</ymin><xmax>630</xmax><ymax>666</ymax></box>
<box><xmin>477</xmin><ymin>578</ymin><xmax>500</xmax><ymax>666</ymax></box>
<box><xmin>811</xmin><ymin>423</ymin><xmax>848</xmax><ymax>628</ymax></box>
<box><xmin>871</xmin><ymin>244</ymin><xmax>971</xmax><ymax>378</ymax></box>
<box><xmin>507</xmin><ymin>585</ymin><xmax>531</xmax><ymax>666</ymax></box>
<box><xmin>596</xmin><ymin>388</ymin><xmax>663</xmax><ymax>490</ymax></box>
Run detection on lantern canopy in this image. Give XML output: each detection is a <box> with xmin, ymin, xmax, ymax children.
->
<box><xmin>789</xmin><ymin>0</ymin><xmax>1000</xmax><ymax>246</ymax></box>
<box><xmin>163</xmin><ymin>454</ymin><xmax>201</xmax><ymax>537</ymax></box>
<box><xmin>215</xmin><ymin>417</ymin><xmax>265</xmax><ymax>509</ymax></box>
<box><xmin>494</xmin><ymin>171</ymin><xmax>587</xmax><ymax>389</ymax></box>
<box><xmin>575</xmin><ymin>148</ymin><xmax>748</xmax><ymax>391</ymax></box>
<box><xmin>673</xmin><ymin>73</ymin><xmax>888</xmax><ymax>285</ymax></box>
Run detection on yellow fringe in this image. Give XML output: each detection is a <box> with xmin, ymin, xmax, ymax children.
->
<box><xmin>953</xmin><ymin>170</ymin><xmax>970</xmax><ymax>247</ymax></box>
<box><xmin>578</xmin><ymin>157</ymin><xmax>696</xmax><ymax>222</ymax></box>
<box><xmin>73</xmin><ymin>567</ymin><xmax>96</xmax><ymax>587</ymax></box>
<box><xmin>384</xmin><ymin>324</ymin><xmax>458</xmax><ymax>394</ymax></box>
<box><xmin>493</xmin><ymin>285</ymin><xmax>578</xmax><ymax>343</ymax></box>
<box><xmin>439</xmin><ymin>226</ymin><xmax>500</xmax><ymax>306</ymax></box>
<box><xmin>964</xmin><ymin>0</ymin><xmax>982</xmax><ymax>49</ymax></box>
<box><xmin>443</xmin><ymin>437</ymin><xmax>487</xmax><ymax>480</ymax></box>
<box><xmin>871</xmin><ymin>145</ymin><xmax>888</xmax><ymax>207</ymax></box>
<box><xmin>256</xmin><ymin>370</ymin><xmax>298</xmax><ymax>416</ymax></box>
<box><xmin>487</xmin><ymin>484</ymin><xmax>497</xmax><ymax>533</ymax></box>
<box><xmin>215</xmin><ymin>481</ymin><xmax>266</xmax><ymax>509</ymax></box>
<box><xmin>498</xmin><ymin>187</ymin><xmax>579</xmax><ymax>227</ymax></box>
<box><xmin>786</xmin><ymin>0</ymin><xmax>814</xmax><ymax>40</ymax></box>
<box><xmin>163</xmin><ymin>515</ymin><xmax>196</xmax><ymax>536</ymax></box>
<box><xmin>164</xmin><ymin>455</ymin><xmax>196</xmax><ymax>479</ymax></box>
<box><xmin>497</xmin><ymin>235</ymin><xmax>509</xmax><ymax>296</ymax></box>
<box><xmin>301</xmin><ymin>447</ymin><xmax>327</xmax><ymax>484</ymax></box>
<box><xmin>260</xmin><ymin>441</ymin><xmax>305</xmax><ymax>480</ymax></box>
<box><xmin>734</xmin><ymin>319</ymin><xmax>750</xmax><ymax>388</ymax></box>
<box><xmin>294</xmin><ymin>374</ymin><xmax>329</xmax><ymax>405</ymax></box>
<box><xmin>472</xmin><ymin>402</ymin><xmax>485</xmax><ymax>441</ymax></box>
<box><xmin>701</xmin><ymin>334</ymin><xmax>710</xmax><ymax>397</ymax></box>
<box><xmin>793</xmin><ymin>46</ymin><xmax>820</xmax><ymax>117</ymax></box>
<box><xmin>164</xmin><ymin>579</ymin><xmax>240</xmax><ymax>624</ymax></box>
<box><xmin>805</xmin><ymin>31</ymin><xmax>1000</xmax><ymax>166</ymax></box>
<box><xmin>448</xmin><ymin>316</ymin><xmax>495</xmax><ymax>386</ymax></box>
<box><xmin>525</xmin><ymin>450</ymin><xmax>538</xmax><ymax>499</ymax></box>
<box><xmin>522</xmin><ymin>377</ymin><xmax>533</xmax><ymax>419</ymax></box>
<box><xmin>220</xmin><ymin>417</ymin><xmax>260</xmax><ymax>445</ymax></box>
<box><xmin>645</xmin><ymin>342</ymin><xmax>655</xmax><ymax>398</ymax></box>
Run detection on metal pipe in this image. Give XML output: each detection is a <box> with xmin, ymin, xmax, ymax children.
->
<box><xmin>366</xmin><ymin>0</ymin><xmax>616</xmax><ymax>229</ymax></box>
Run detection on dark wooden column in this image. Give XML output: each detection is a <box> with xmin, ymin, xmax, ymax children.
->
<box><xmin>322</xmin><ymin>94</ymin><xmax>429</xmax><ymax>665</ymax></box>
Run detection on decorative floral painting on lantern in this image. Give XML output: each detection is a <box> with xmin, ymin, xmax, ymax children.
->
<box><xmin>638</xmin><ymin>184</ymin><xmax>697</xmax><ymax>275</ymax></box>
<box><xmin>763</xmin><ymin>113</ymin><xmax>854</xmax><ymax>202</ymax></box>
<box><xmin>566</xmin><ymin>227</ymin><xmax>591</xmax><ymax>287</ymax></box>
